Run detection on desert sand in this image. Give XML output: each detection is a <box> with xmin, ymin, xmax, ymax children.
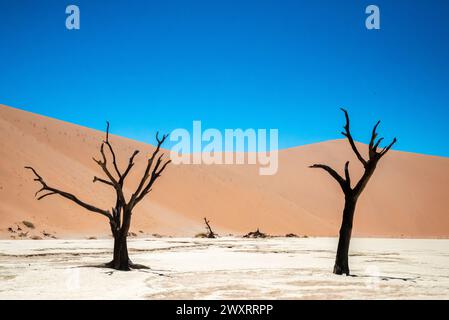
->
<box><xmin>1</xmin><ymin>237</ymin><xmax>449</xmax><ymax>299</ymax></box>
<box><xmin>1</xmin><ymin>104</ymin><xmax>449</xmax><ymax>239</ymax></box>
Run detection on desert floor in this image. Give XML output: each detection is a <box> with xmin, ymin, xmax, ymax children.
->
<box><xmin>0</xmin><ymin>237</ymin><xmax>448</xmax><ymax>299</ymax></box>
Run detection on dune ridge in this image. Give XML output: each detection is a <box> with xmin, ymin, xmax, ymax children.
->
<box><xmin>1</xmin><ymin>104</ymin><xmax>448</xmax><ymax>239</ymax></box>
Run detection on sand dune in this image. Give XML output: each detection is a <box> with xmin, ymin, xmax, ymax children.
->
<box><xmin>1</xmin><ymin>104</ymin><xmax>448</xmax><ymax>238</ymax></box>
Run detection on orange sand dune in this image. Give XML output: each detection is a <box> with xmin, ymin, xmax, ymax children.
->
<box><xmin>1</xmin><ymin>104</ymin><xmax>448</xmax><ymax>239</ymax></box>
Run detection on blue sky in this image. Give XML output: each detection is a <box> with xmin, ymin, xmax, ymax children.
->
<box><xmin>0</xmin><ymin>0</ymin><xmax>448</xmax><ymax>156</ymax></box>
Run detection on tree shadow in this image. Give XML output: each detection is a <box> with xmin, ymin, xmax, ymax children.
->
<box><xmin>71</xmin><ymin>262</ymin><xmax>171</xmax><ymax>277</ymax></box>
<box><xmin>349</xmin><ymin>274</ymin><xmax>418</xmax><ymax>283</ymax></box>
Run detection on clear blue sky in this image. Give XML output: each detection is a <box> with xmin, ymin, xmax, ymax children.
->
<box><xmin>0</xmin><ymin>0</ymin><xmax>448</xmax><ymax>156</ymax></box>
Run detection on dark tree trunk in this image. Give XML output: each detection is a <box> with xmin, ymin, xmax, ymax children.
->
<box><xmin>334</xmin><ymin>197</ymin><xmax>357</xmax><ymax>275</ymax></box>
<box><xmin>111</xmin><ymin>233</ymin><xmax>130</xmax><ymax>271</ymax></box>
<box><xmin>108</xmin><ymin>208</ymin><xmax>133</xmax><ymax>271</ymax></box>
<box><xmin>204</xmin><ymin>217</ymin><xmax>216</xmax><ymax>238</ymax></box>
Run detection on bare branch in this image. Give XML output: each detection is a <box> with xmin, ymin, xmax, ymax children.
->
<box><xmin>37</xmin><ymin>192</ymin><xmax>57</xmax><ymax>200</ymax></box>
<box><xmin>152</xmin><ymin>153</ymin><xmax>165</xmax><ymax>175</ymax></box>
<box><xmin>35</xmin><ymin>187</ymin><xmax>46</xmax><ymax>197</ymax></box>
<box><xmin>93</xmin><ymin>176</ymin><xmax>114</xmax><ymax>187</ymax></box>
<box><xmin>93</xmin><ymin>149</ymin><xmax>118</xmax><ymax>186</ymax></box>
<box><xmin>119</xmin><ymin>150</ymin><xmax>140</xmax><ymax>184</ymax></box>
<box><xmin>91</xmin><ymin>127</ymin><xmax>130</xmax><ymax>206</ymax></box>
<box><xmin>103</xmin><ymin>121</ymin><xmax>122</xmax><ymax>179</ymax></box>
<box><xmin>136</xmin><ymin>188</ymin><xmax>152</xmax><ymax>202</ymax></box>
<box><xmin>379</xmin><ymin>137</ymin><xmax>397</xmax><ymax>158</ymax></box>
<box><xmin>135</xmin><ymin>158</ymin><xmax>171</xmax><ymax>205</ymax></box>
<box><xmin>131</xmin><ymin>134</ymin><xmax>168</xmax><ymax>197</ymax></box>
<box><xmin>309</xmin><ymin>164</ymin><xmax>348</xmax><ymax>192</ymax></box>
<box><xmin>372</xmin><ymin>137</ymin><xmax>384</xmax><ymax>152</ymax></box>
<box><xmin>344</xmin><ymin>161</ymin><xmax>351</xmax><ymax>188</ymax></box>
<box><xmin>368</xmin><ymin>120</ymin><xmax>381</xmax><ymax>151</ymax></box>
<box><xmin>26</xmin><ymin>166</ymin><xmax>45</xmax><ymax>183</ymax></box>
<box><xmin>25</xmin><ymin>166</ymin><xmax>112</xmax><ymax>220</ymax></box>
<box><xmin>156</xmin><ymin>158</ymin><xmax>171</xmax><ymax>177</ymax></box>
<box><xmin>204</xmin><ymin>217</ymin><xmax>216</xmax><ymax>238</ymax></box>
<box><xmin>130</xmin><ymin>133</ymin><xmax>170</xmax><ymax>207</ymax></box>
<box><xmin>156</xmin><ymin>132</ymin><xmax>167</xmax><ymax>145</ymax></box>
<box><xmin>93</xmin><ymin>154</ymin><xmax>127</xmax><ymax>204</ymax></box>
<box><xmin>105</xmin><ymin>121</ymin><xmax>110</xmax><ymax>142</ymax></box>
<box><xmin>340</xmin><ymin>108</ymin><xmax>367</xmax><ymax>166</ymax></box>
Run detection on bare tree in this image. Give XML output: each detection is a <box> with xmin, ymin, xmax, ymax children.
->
<box><xmin>25</xmin><ymin>122</ymin><xmax>171</xmax><ymax>271</ymax></box>
<box><xmin>203</xmin><ymin>217</ymin><xmax>216</xmax><ymax>238</ymax></box>
<box><xmin>310</xmin><ymin>108</ymin><xmax>396</xmax><ymax>275</ymax></box>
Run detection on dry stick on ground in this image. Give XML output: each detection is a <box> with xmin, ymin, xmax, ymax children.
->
<box><xmin>25</xmin><ymin>122</ymin><xmax>171</xmax><ymax>271</ymax></box>
<box><xmin>310</xmin><ymin>108</ymin><xmax>396</xmax><ymax>276</ymax></box>
<box><xmin>203</xmin><ymin>217</ymin><xmax>216</xmax><ymax>238</ymax></box>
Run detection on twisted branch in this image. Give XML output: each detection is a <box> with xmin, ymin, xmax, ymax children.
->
<box><xmin>25</xmin><ymin>166</ymin><xmax>112</xmax><ymax>220</ymax></box>
<box><xmin>130</xmin><ymin>132</ymin><xmax>171</xmax><ymax>208</ymax></box>
<box><xmin>310</xmin><ymin>108</ymin><xmax>397</xmax><ymax>196</ymax></box>
<box><xmin>340</xmin><ymin>108</ymin><xmax>367</xmax><ymax>167</ymax></box>
<box><xmin>25</xmin><ymin>122</ymin><xmax>171</xmax><ymax>232</ymax></box>
<box><xmin>309</xmin><ymin>164</ymin><xmax>350</xmax><ymax>193</ymax></box>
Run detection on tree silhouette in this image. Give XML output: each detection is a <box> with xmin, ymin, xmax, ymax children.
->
<box><xmin>25</xmin><ymin>122</ymin><xmax>170</xmax><ymax>271</ymax></box>
<box><xmin>203</xmin><ymin>217</ymin><xmax>216</xmax><ymax>238</ymax></box>
<box><xmin>310</xmin><ymin>108</ymin><xmax>397</xmax><ymax>275</ymax></box>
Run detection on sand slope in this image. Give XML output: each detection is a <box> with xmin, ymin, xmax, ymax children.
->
<box><xmin>1</xmin><ymin>104</ymin><xmax>448</xmax><ymax>238</ymax></box>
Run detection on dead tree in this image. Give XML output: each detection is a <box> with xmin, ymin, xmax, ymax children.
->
<box><xmin>203</xmin><ymin>217</ymin><xmax>216</xmax><ymax>238</ymax></box>
<box><xmin>310</xmin><ymin>108</ymin><xmax>396</xmax><ymax>275</ymax></box>
<box><xmin>25</xmin><ymin>122</ymin><xmax>170</xmax><ymax>271</ymax></box>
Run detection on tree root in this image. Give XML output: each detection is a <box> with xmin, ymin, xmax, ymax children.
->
<box><xmin>104</xmin><ymin>259</ymin><xmax>150</xmax><ymax>271</ymax></box>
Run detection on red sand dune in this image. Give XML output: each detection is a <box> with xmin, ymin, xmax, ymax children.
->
<box><xmin>1</xmin><ymin>104</ymin><xmax>448</xmax><ymax>238</ymax></box>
